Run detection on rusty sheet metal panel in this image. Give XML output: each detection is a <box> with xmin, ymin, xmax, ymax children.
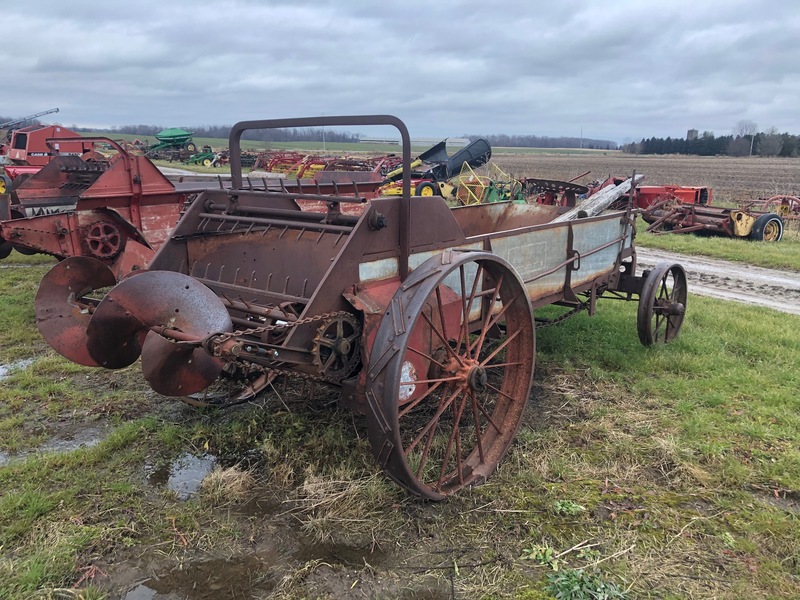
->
<box><xmin>489</xmin><ymin>226</ymin><xmax>569</xmax><ymax>300</ymax></box>
<box><xmin>570</xmin><ymin>216</ymin><xmax>632</xmax><ymax>288</ymax></box>
<box><xmin>185</xmin><ymin>228</ymin><xmax>348</xmax><ymax>303</ymax></box>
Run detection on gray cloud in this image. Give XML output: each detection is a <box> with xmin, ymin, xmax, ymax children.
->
<box><xmin>3</xmin><ymin>0</ymin><xmax>798</xmax><ymax>142</ymax></box>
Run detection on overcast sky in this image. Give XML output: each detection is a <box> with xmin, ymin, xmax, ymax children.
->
<box><xmin>4</xmin><ymin>0</ymin><xmax>797</xmax><ymax>143</ymax></box>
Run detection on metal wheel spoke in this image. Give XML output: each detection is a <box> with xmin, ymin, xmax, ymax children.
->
<box><xmin>400</xmin><ymin>376</ymin><xmax>461</xmax><ymax>386</ymax></box>
<box><xmin>406</xmin><ymin>345</ymin><xmax>448</xmax><ymax>371</ymax></box>
<box><xmin>470</xmin><ymin>390</ymin><xmax>487</xmax><ymax>463</ymax></box>
<box><xmin>416</xmin><ymin>416</ymin><xmax>438</xmax><ymax>478</ymax></box>
<box><xmin>482</xmin><ymin>360</ymin><xmax>523</xmax><ymax>369</ymax></box>
<box><xmin>469</xmin><ymin>294</ymin><xmax>513</xmax><ymax>358</ymax></box>
<box><xmin>461</xmin><ymin>264</ymin><xmax>485</xmax><ymax>357</ymax></box>
<box><xmin>404</xmin><ymin>387</ymin><xmax>460</xmax><ymax>456</ymax></box>
<box><xmin>437</xmin><ymin>390</ymin><xmax>470</xmax><ymax>486</ymax></box>
<box><xmin>486</xmin><ymin>383</ymin><xmax>517</xmax><ymax>412</ymax></box>
<box><xmin>479</xmin><ymin>328</ymin><xmax>521</xmax><ymax>367</ymax></box>
<box><xmin>421</xmin><ymin>311</ymin><xmax>464</xmax><ymax>367</ymax></box>
<box><xmin>399</xmin><ymin>379</ymin><xmax>447</xmax><ymax>419</ymax></box>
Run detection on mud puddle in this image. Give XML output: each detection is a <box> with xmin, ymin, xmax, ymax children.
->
<box><xmin>114</xmin><ymin>527</ymin><xmax>388</xmax><ymax>599</ymax></box>
<box><xmin>0</xmin><ymin>357</ymin><xmax>35</xmax><ymax>380</ymax></box>
<box><xmin>122</xmin><ymin>551</ymin><xmax>281</xmax><ymax>599</ymax></box>
<box><xmin>0</xmin><ymin>424</ymin><xmax>109</xmax><ymax>467</ymax></box>
<box><xmin>146</xmin><ymin>453</ymin><xmax>218</xmax><ymax>500</ymax></box>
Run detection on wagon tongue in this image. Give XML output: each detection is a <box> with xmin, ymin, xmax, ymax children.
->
<box><xmin>35</xmin><ymin>257</ymin><xmax>117</xmax><ymax>367</ymax></box>
<box><xmin>84</xmin><ymin>271</ymin><xmax>233</xmax><ymax>395</ymax></box>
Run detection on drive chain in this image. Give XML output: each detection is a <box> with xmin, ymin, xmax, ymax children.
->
<box><xmin>534</xmin><ymin>303</ymin><xmax>589</xmax><ymax>329</ymax></box>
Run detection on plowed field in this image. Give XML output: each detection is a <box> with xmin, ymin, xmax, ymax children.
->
<box><xmin>492</xmin><ymin>152</ymin><xmax>800</xmax><ymax>204</ymax></box>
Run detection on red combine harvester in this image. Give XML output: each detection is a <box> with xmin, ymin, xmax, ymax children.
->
<box><xmin>1</xmin><ymin>110</ymin><xmax>96</xmax><ymax>196</ymax></box>
<box><xmin>2</xmin><ymin>124</ymin><xmax>90</xmax><ymax>167</ymax></box>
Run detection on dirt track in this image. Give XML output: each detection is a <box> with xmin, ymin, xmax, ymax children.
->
<box><xmin>636</xmin><ymin>248</ymin><xmax>800</xmax><ymax>315</ymax></box>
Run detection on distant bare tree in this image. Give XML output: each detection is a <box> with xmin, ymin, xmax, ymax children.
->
<box><xmin>733</xmin><ymin>120</ymin><xmax>758</xmax><ymax>155</ymax></box>
<box><xmin>733</xmin><ymin>120</ymin><xmax>758</xmax><ymax>137</ymax></box>
<box><xmin>758</xmin><ymin>126</ymin><xmax>783</xmax><ymax>156</ymax></box>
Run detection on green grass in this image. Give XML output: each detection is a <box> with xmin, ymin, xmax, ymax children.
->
<box><xmin>636</xmin><ymin>224</ymin><xmax>800</xmax><ymax>271</ymax></box>
<box><xmin>1</xmin><ymin>254</ymin><xmax>799</xmax><ymax>597</ymax></box>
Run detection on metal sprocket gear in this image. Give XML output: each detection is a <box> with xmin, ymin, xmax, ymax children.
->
<box><xmin>312</xmin><ymin>313</ymin><xmax>362</xmax><ymax>381</ymax></box>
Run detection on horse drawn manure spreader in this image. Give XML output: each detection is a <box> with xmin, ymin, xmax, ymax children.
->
<box><xmin>35</xmin><ymin>116</ymin><xmax>688</xmax><ymax>500</ymax></box>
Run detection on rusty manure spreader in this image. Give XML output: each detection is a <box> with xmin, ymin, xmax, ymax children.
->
<box><xmin>35</xmin><ymin>116</ymin><xmax>688</xmax><ymax>500</ymax></box>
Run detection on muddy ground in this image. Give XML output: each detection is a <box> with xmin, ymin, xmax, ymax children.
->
<box><xmin>636</xmin><ymin>248</ymin><xmax>800</xmax><ymax>316</ymax></box>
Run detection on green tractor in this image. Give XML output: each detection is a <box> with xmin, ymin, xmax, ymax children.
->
<box><xmin>184</xmin><ymin>145</ymin><xmax>217</xmax><ymax>167</ymax></box>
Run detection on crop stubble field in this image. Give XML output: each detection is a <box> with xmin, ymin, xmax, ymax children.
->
<box><xmin>493</xmin><ymin>152</ymin><xmax>800</xmax><ymax>205</ymax></box>
<box><xmin>0</xmin><ymin>153</ymin><xmax>799</xmax><ymax>599</ymax></box>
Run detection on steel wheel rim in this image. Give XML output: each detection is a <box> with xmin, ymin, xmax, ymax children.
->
<box><xmin>639</xmin><ymin>264</ymin><xmax>687</xmax><ymax>345</ymax></box>
<box><xmin>763</xmin><ymin>219</ymin><xmax>782</xmax><ymax>242</ymax></box>
<box><xmin>367</xmin><ymin>253</ymin><xmax>535</xmax><ymax>499</ymax></box>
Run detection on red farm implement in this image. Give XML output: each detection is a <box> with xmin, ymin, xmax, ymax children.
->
<box><xmin>35</xmin><ymin>115</ymin><xmax>687</xmax><ymax>500</ymax></box>
<box><xmin>0</xmin><ymin>137</ymin><xmax>203</xmax><ymax>270</ymax></box>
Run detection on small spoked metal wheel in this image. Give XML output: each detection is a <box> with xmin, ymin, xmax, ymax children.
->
<box><xmin>637</xmin><ymin>262</ymin><xmax>687</xmax><ymax>346</ymax></box>
<box><xmin>85</xmin><ymin>221</ymin><xmax>125</xmax><ymax>259</ymax></box>
<box><xmin>366</xmin><ymin>251</ymin><xmax>535</xmax><ymax>500</ymax></box>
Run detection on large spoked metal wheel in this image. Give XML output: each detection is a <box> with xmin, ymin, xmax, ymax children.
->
<box><xmin>637</xmin><ymin>262</ymin><xmax>687</xmax><ymax>346</ymax></box>
<box><xmin>366</xmin><ymin>251</ymin><xmax>535</xmax><ymax>500</ymax></box>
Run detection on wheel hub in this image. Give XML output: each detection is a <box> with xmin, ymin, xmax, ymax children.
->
<box><xmin>668</xmin><ymin>302</ymin><xmax>685</xmax><ymax>316</ymax></box>
<box><xmin>467</xmin><ymin>365</ymin><xmax>488</xmax><ymax>391</ymax></box>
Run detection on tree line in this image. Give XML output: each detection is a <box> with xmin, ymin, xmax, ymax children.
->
<box><xmin>466</xmin><ymin>133</ymin><xmax>617</xmax><ymax>150</ymax></box>
<box><xmin>621</xmin><ymin>128</ymin><xmax>796</xmax><ymax>157</ymax></box>
<box><xmin>70</xmin><ymin>124</ymin><xmax>358</xmax><ymax>144</ymax></box>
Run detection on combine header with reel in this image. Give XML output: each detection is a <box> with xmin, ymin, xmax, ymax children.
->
<box><xmin>35</xmin><ymin>116</ymin><xmax>688</xmax><ymax>500</ymax></box>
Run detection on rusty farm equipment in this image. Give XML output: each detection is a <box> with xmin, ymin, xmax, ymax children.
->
<box><xmin>575</xmin><ymin>177</ymin><xmax>785</xmax><ymax>242</ymax></box>
<box><xmin>642</xmin><ymin>197</ymin><xmax>785</xmax><ymax>241</ymax></box>
<box><xmin>35</xmin><ymin>115</ymin><xmax>687</xmax><ymax>500</ymax></box>
<box><xmin>0</xmin><ymin>137</ymin><xmax>204</xmax><ymax>269</ymax></box>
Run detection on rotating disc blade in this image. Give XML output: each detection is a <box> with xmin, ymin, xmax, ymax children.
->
<box><xmin>86</xmin><ymin>270</ymin><xmax>232</xmax><ymax>373</ymax></box>
<box><xmin>141</xmin><ymin>333</ymin><xmax>226</xmax><ymax>396</ymax></box>
<box><xmin>35</xmin><ymin>256</ymin><xmax>117</xmax><ymax>367</ymax></box>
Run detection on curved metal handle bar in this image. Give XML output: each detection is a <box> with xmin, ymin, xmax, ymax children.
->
<box><xmin>228</xmin><ymin>114</ymin><xmax>413</xmax><ymax>278</ymax></box>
